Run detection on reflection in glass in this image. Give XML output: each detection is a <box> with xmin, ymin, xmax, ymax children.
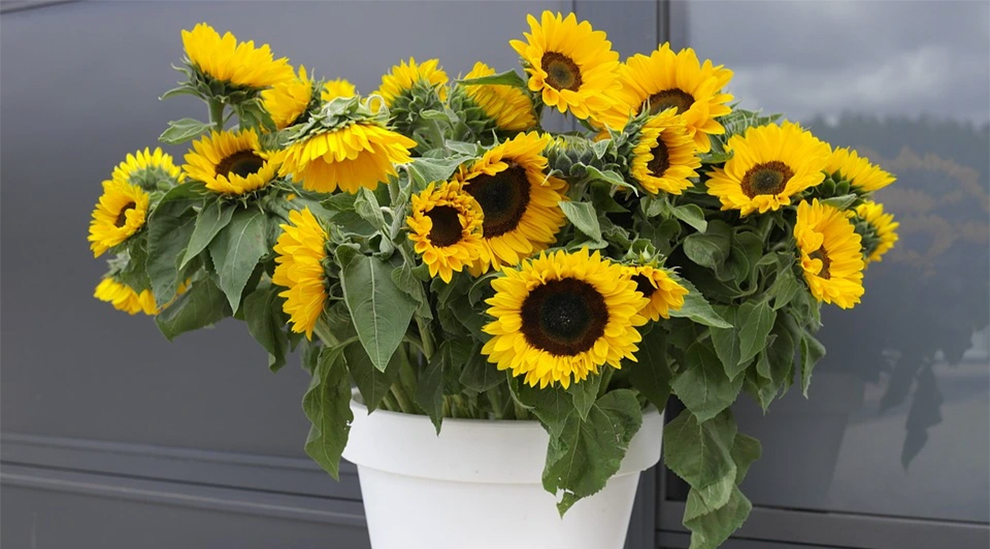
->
<box><xmin>680</xmin><ymin>0</ymin><xmax>990</xmax><ymax>523</ymax></box>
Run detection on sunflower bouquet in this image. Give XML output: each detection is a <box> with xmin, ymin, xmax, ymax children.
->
<box><xmin>87</xmin><ymin>12</ymin><xmax>898</xmax><ymax>548</ymax></box>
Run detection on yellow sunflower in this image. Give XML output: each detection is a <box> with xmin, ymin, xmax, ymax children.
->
<box><xmin>481</xmin><ymin>248</ymin><xmax>648</xmax><ymax>389</ymax></box>
<box><xmin>94</xmin><ymin>277</ymin><xmax>190</xmax><ymax>315</ymax></box>
<box><xmin>183</xmin><ymin>129</ymin><xmax>278</xmax><ymax>195</ymax></box>
<box><xmin>406</xmin><ymin>182</ymin><xmax>485</xmax><ymax>283</ymax></box>
<box><xmin>453</xmin><ymin>132</ymin><xmax>567</xmax><ymax>272</ymax></box>
<box><xmin>462</xmin><ymin>62</ymin><xmax>538</xmax><ymax>132</ymax></box>
<box><xmin>629</xmin><ymin>108</ymin><xmax>701</xmax><ymax>195</ymax></box>
<box><xmin>855</xmin><ymin>201</ymin><xmax>899</xmax><ymax>263</ymax></box>
<box><xmin>272</xmin><ymin>208</ymin><xmax>329</xmax><ymax>339</ymax></box>
<box><xmin>261</xmin><ymin>66</ymin><xmax>314</xmax><ymax>129</ymax></box>
<box><xmin>826</xmin><ymin>147</ymin><xmax>896</xmax><ymax>193</ymax></box>
<box><xmin>88</xmin><ymin>179</ymin><xmax>150</xmax><ymax>257</ymax></box>
<box><xmin>795</xmin><ymin>200</ymin><xmax>865</xmax><ymax>309</ymax></box>
<box><xmin>509</xmin><ymin>11</ymin><xmax>620</xmax><ymax>121</ymax></box>
<box><xmin>623</xmin><ymin>265</ymin><xmax>689</xmax><ymax>321</ymax></box>
<box><xmin>321</xmin><ymin>79</ymin><xmax>357</xmax><ymax>101</ymax></box>
<box><xmin>598</xmin><ymin>44</ymin><xmax>733</xmax><ymax>152</ymax></box>
<box><xmin>275</xmin><ymin>122</ymin><xmax>416</xmax><ymax>194</ymax></box>
<box><xmin>181</xmin><ymin>23</ymin><xmax>293</xmax><ymax>90</ymax></box>
<box><xmin>375</xmin><ymin>58</ymin><xmax>448</xmax><ymax>107</ymax></box>
<box><xmin>112</xmin><ymin>147</ymin><xmax>184</xmax><ymax>190</ymax></box>
<box><xmin>706</xmin><ymin>122</ymin><xmax>830</xmax><ymax>215</ymax></box>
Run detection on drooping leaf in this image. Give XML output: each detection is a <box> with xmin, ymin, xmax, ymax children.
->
<box><xmin>683</xmin><ymin>223</ymin><xmax>731</xmax><ymax>270</ymax></box>
<box><xmin>354</xmin><ymin>187</ymin><xmax>387</xmax><ymax>231</ymax></box>
<box><xmin>209</xmin><ymin>209</ymin><xmax>268</xmax><ymax>313</ymax></box>
<box><xmin>672</xmin><ymin>342</ymin><xmax>744</xmax><ymax>422</ymax></box>
<box><xmin>663</xmin><ymin>408</ymin><xmax>738</xmax><ymax>491</ymax></box>
<box><xmin>708</xmin><ymin>306</ymin><xmax>745</xmax><ymax>380</ymax></box>
<box><xmin>243</xmin><ymin>283</ymin><xmax>290</xmax><ymax>372</ymax></box>
<box><xmin>340</xmin><ymin>255</ymin><xmax>418</xmax><ymax>372</ymax></box>
<box><xmin>511</xmin><ymin>379</ymin><xmax>572</xmax><ymax>439</ymax></box>
<box><xmin>415</xmin><ymin>347</ymin><xmax>446</xmax><ymax>433</ymax></box>
<box><xmin>182</xmin><ymin>198</ymin><xmax>236</xmax><ymax>269</ymax></box>
<box><xmin>147</xmin><ymin>202</ymin><xmax>198</xmax><ymax>308</ymax></box>
<box><xmin>405</xmin><ymin>156</ymin><xmax>469</xmax><ymax>188</ymax></box>
<box><xmin>668</xmin><ymin>277</ymin><xmax>732</xmax><ymax>328</ymax></box>
<box><xmin>736</xmin><ymin>300</ymin><xmax>776</xmax><ymax>365</ymax></box>
<box><xmin>730</xmin><ymin>433</ymin><xmax>762</xmax><ymax>484</ymax></box>
<box><xmin>567</xmin><ymin>372</ymin><xmax>603</xmax><ymax>422</ymax></box>
<box><xmin>799</xmin><ymin>331</ymin><xmax>826</xmax><ymax>397</ymax></box>
<box><xmin>159</xmin><ymin>118</ymin><xmax>214</xmax><ymax>144</ymax></box>
<box><xmin>154</xmin><ymin>278</ymin><xmax>231</xmax><ymax>341</ymax></box>
<box><xmin>345</xmin><ymin>342</ymin><xmax>401</xmax><ymax>413</ymax></box>
<box><xmin>302</xmin><ymin>346</ymin><xmax>353</xmax><ymax>480</ymax></box>
<box><xmin>671</xmin><ymin>204</ymin><xmax>709</xmax><ymax>233</ymax></box>
<box><xmin>459</xmin><ymin>345</ymin><xmax>503</xmax><ymax>393</ymax></box>
<box><xmin>683</xmin><ymin>486</ymin><xmax>752</xmax><ymax>549</ymax></box>
<box><xmin>627</xmin><ymin>326</ymin><xmax>673</xmax><ymax>411</ymax></box>
<box><xmin>457</xmin><ymin>69</ymin><xmax>527</xmax><ymax>88</ymax></box>
<box><xmin>559</xmin><ymin>201</ymin><xmax>603</xmax><ymax>243</ymax></box>
<box><xmin>542</xmin><ymin>389</ymin><xmax>643</xmax><ymax>515</ymax></box>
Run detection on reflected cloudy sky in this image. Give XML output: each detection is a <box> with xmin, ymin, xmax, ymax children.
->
<box><xmin>684</xmin><ymin>0</ymin><xmax>990</xmax><ymax>125</ymax></box>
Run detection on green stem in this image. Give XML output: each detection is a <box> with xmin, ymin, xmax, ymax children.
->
<box><xmin>208</xmin><ymin>98</ymin><xmax>225</xmax><ymax>132</ymax></box>
<box><xmin>486</xmin><ymin>387</ymin><xmax>506</xmax><ymax>420</ymax></box>
<box><xmin>598</xmin><ymin>368</ymin><xmax>614</xmax><ymax>398</ymax></box>
<box><xmin>313</xmin><ymin>318</ymin><xmax>340</xmax><ymax>347</ymax></box>
<box><xmin>390</xmin><ymin>383</ymin><xmax>414</xmax><ymax>414</ymax></box>
<box><xmin>416</xmin><ymin>315</ymin><xmax>436</xmax><ymax>359</ymax></box>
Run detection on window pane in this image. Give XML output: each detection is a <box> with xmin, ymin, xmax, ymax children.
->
<box><xmin>685</xmin><ymin>0</ymin><xmax>990</xmax><ymax>523</ymax></box>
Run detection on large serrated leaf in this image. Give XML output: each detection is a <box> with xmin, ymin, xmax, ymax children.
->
<box><xmin>159</xmin><ymin>118</ymin><xmax>213</xmax><ymax>144</ymax></box>
<box><xmin>302</xmin><ymin>346</ymin><xmax>353</xmax><ymax>480</ymax></box>
<box><xmin>345</xmin><ymin>342</ymin><xmax>400</xmax><ymax>413</ymax></box>
<box><xmin>209</xmin><ymin>209</ymin><xmax>268</xmax><ymax>313</ymax></box>
<box><xmin>243</xmin><ymin>283</ymin><xmax>290</xmax><ymax>372</ymax></box>
<box><xmin>668</xmin><ymin>277</ymin><xmax>732</xmax><ymax>328</ymax></box>
<box><xmin>736</xmin><ymin>300</ymin><xmax>776</xmax><ymax>365</ymax></box>
<box><xmin>627</xmin><ymin>327</ymin><xmax>673</xmax><ymax>411</ymax></box>
<box><xmin>663</xmin><ymin>408</ymin><xmax>737</xmax><ymax>490</ymax></box>
<box><xmin>559</xmin><ymin>201</ymin><xmax>603</xmax><ymax>243</ymax></box>
<box><xmin>181</xmin><ymin>199</ymin><xmax>235</xmax><ymax>269</ymax></box>
<box><xmin>154</xmin><ymin>278</ymin><xmax>231</xmax><ymax>341</ymax></box>
<box><xmin>340</xmin><ymin>256</ymin><xmax>418</xmax><ymax>372</ymax></box>
<box><xmin>672</xmin><ymin>342</ymin><xmax>744</xmax><ymax>422</ymax></box>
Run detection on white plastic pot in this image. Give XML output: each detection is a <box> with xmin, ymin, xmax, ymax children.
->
<box><xmin>342</xmin><ymin>395</ymin><xmax>664</xmax><ymax>549</ymax></box>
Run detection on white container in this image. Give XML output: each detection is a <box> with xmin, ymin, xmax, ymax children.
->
<box><xmin>342</xmin><ymin>396</ymin><xmax>664</xmax><ymax>549</ymax></box>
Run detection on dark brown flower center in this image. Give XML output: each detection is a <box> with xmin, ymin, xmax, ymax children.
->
<box><xmin>644</xmin><ymin>89</ymin><xmax>695</xmax><ymax>115</ymax></box>
<box><xmin>631</xmin><ymin>274</ymin><xmax>657</xmax><ymax>298</ymax></box>
<box><xmin>465</xmin><ymin>164</ymin><xmax>531</xmax><ymax>238</ymax></box>
<box><xmin>740</xmin><ymin>161</ymin><xmax>795</xmax><ymax>198</ymax></box>
<box><xmin>115</xmin><ymin>202</ymin><xmax>136</xmax><ymax>227</ymax></box>
<box><xmin>426</xmin><ymin>205</ymin><xmax>463</xmax><ymax>247</ymax></box>
<box><xmin>520</xmin><ymin>278</ymin><xmax>609</xmax><ymax>357</ymax></box>
<box><xmin>541</xmin><ymin>52</ymin><xmax>582</xmax><ymax>92</ymax></box>
<box><xmin>647</xmin><ymin>142</ymin><xmax>670</xmax><ymax>177</ymax></box>
<box><xmin>809</xmin><ymin>246</ymin><xmax>831</xmax><ymax>279</ymax></box>
<box><xmin>215</xmin><ymin>150</ymin><xmax>266</xmax><ymax>179</ymax></box>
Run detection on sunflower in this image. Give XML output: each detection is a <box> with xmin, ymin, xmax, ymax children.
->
<box><xmin>706</xmin><ymin>122</ymin><xmax>830</xmax><ymax>215</ymax></box>
<box><xmin>275</xmin><ymin>122</ymin><xmax>416</xmax><ymax>194</ymax></box>
<box><xmin>321</xmin><ymin>79</ymin><xmax>357</xmax><ymax>101</ymax></box>
<box><xmin>453</xmin><ymin>132</ymin><xmax>567</xmax><ymax>272</ymax></box>
<box><xmin>623</xmin><ymin>265</ymin><xmax>689</xmax><ymax>321</ymax></box>
<box><xmin>375</xmin><ymin>58</ymin><xmax>448</xmax><ymax>107</ymax></box>
<box><xmin>181</xmin><ymin>23</ymin><xmax>293</xmax><ymax>90</ymax></box>
<box><xmin>598</xmin><ymin>44</ymin><xmax>733</xmax><ymax>153</ymax></box>
<box><xmin>794</xmin><ymin>200</ymin><xmax>865</xmax><ymax>309</ymax></box>
<box><xmin>272</xmin><ymin>208</ymin><xmax>329</xmax><ymax>339</ymax></box>
<box><xmin>112</xmin><ymin>147</ymin><xmax>184</xmax><ymax>190</ymax></box>
<box><xmin>509</xmin><ymin>11</ymin><xmax>620</xmax><ymax>121</ymax></box>
<box><xmin>88</xmin><ymin>179</ymin><xmax>150</xmax><ymax>257</ymax></box>
<box><xmin>826</xmin><ymin>147</ymin><xmax>896</xmax><ymax>193</ymax></box>
<box><xmin>183</xmin><ymin>129</ymin><xmax>278</xmax><ymax>195</ymax></box>
<box><xmin>406</xmin><ymin>182</ymin><xmax>485</xmax><ymax>283</ymax></box>
<box><xmin>855</xmin><ymin>201</ymin><xmax>899</xmax><ymax>263</ymax></box>
<box><xmin>261</xmin><ymin>66</ymin><xmax>315</xmax><ymax>129</ymax></box>
<box><xmin>94</xmin><ymin>277</ymin><xmax>189</xmax><ymax>315</ymax></box>
<box><xmin>629</xmin><ymin>108</ymin><xmax>701</xmax><ymax>195</ymax></box>
<box><xmin>461</xmin><ymin>62</ymin><xmax>538</xmax><ymax>133</ymax></box>
<box><xmin>481</xmin><ymin>248</ymin><xmax>648</xmax><ymax>389</ymax></box>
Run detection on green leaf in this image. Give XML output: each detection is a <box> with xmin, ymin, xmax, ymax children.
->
<box><xmin>684</xmin><ymin>473</ymin><xmax>736</xmax><ymax>522</ymax></box>
<box><xmin>243</xmin><ymin>283</ymin><xmax>290</xmax><ymax>373</ymax></box>
<box><xmin>457</xmin><ymin>69</ymin><xmax>527</xmax><ymax>88</ymax></box>
<box><xmin>406</xmin><ymin>156</ymin><xmax>468</xmax><ymax>188</ymax></box>
<box><xmin>458</xmin><ymin>344</ymin><xmax>502</xmax><ymax>393</ymax></box>
<box><xmin>730</xmin><ymin>433</ymin><xmax>762</xmax><ymax>484</ymax></box>
<box><xmin>154</xmin><ymin>278</ymin><xmax>231</xmax><ymax>340</ymax></box>
<box><xmin>147</xmin><ymin>209</ymin><xmax>197</xmax><ymax>308</ymax></box>
<box><xmin>822</xmin><ymin>193</ymin><xmax>858</xmax><ymax>211</ymax></box>
<box><xmin>708</xmin><ymin>306</ymin><xmax>745</xmax><ymax>380</ymax></box>
<box><xmin>769</xmin><ymin>260</ymin><xmax>801</xmax><ymax>310</ymax></box>
<box><xmin>799</xmin><ymin>331</ymin><xmax>826</xmax><ymax>397</ymax></box>
<box><xmin>683</xmin><ymin>486</ymin><xmax>752</xmax><ymax>549</ymax></box>
<box><xmin>754</xmin><ymin>319</ymin><xmax>797</xmax><ymax>409</ymax></box>
<box><xmin>511</xmin><ymin>380</ymin><xmax>572</xmax><ymax>439</ymax></box>
<box><xmin>354</xmin><ymin>187</ymin><xmax>387</xmax><ymax>231</ymax></box>
<box><xmin>683</xmin><ymin>230</ymin><xmax>730</xmax><ymax>270</ymax></box>
<box><xmin>159</xmin><ymin>118</ymin><xmax>213</xmax><ymax>144</ymax></box>
<box><xmin>340</xmin><ymin>256</ymin><xmax>419</xmax><ymax>372</ymax></box>
<box><xmin>345</xmin><ymin>342</ymin><xmax>400</xmax><ymax>413</ymax></box>
<box><xmin>181</xmin><ymin>199</ymin><xmax>235</xmax><ymax>269</ymax></box>
<box><xmin>542</xmin><ymin>389</ymin><xmax>643</xmax><ymax>515</ymax></box>
<box><xmin>415</xmin><ymin>349</ymin><xmax>445</xmax><ymax>433</ymax></box>
<box><xmin>583</xmin><ymin>165</ymin><xmax>637</xmax><ymax>193</ymax></box>
<box><xmin>671</xmin><ymin>204</ymin><xmax>708</xmax><ymax>233</ymax></box>
<box><xmin>663</xmin><ymin>408</ymin><xmax>737</xmax><ymax>490</ymax></box>
<box><xmin>736</xmin><ymin>300</ymin><xmax>776</xmax><ymax>365</ymax></box>
<box><xmin>567</xmin><ymin>373</ymin><xmax>603</xmax><ymax>422</ymax></box>
<box><xmin>209</xmin><ymin>209</ymin><xmax>268</xmax><ymax>313</ymax></box>
<box><xmin>627</xmin><ymin>327</ymin><xmax>673</xmax><ymax>411</ymax></box>
<box><xmin>668</xmin><ymin>277</ymin><xmax>732</xmax><ymax>328</ymax></box>
<box><xmin>302</xmin><ymin>346</ymin><xmax>353</xmax><ymax>480</ymax></box>
<box><xmin>672</xmin><ymin>342</ymin><xmax>744</xmax><ymax>422</ymax></box>
<box><xmin>559</xmin><ymin>201</ymin><xmax>603</xmax><ymax>243</ymax></box>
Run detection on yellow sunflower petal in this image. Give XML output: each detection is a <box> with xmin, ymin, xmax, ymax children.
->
<box><xmin>272</xmin><ymin>208</ymin><xmax>329</xmax><ymax>339</ymax></box>
<box><xmin>181</xmin><ymin>23</ymin><xmax>293</xmax><ymax>89</ymax></box>
<box><xmin>795</xmin><ymin>199</ymin><xmax>865</xmax><ymax>309</ymax></box>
